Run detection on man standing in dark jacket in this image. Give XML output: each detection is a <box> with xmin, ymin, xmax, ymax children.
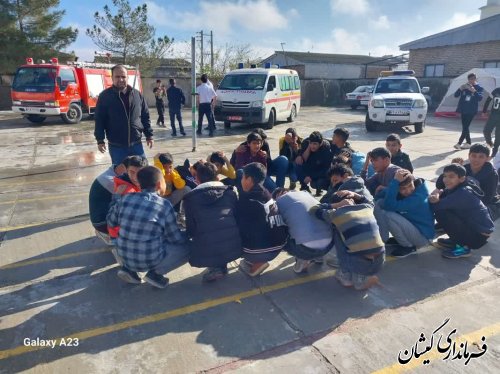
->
<box><xmin>95</xmin><ymin>65</ymin><xmax>153</xmax><ymax>166</ymax></box>
<box><xmin>295</xmin><ymin>131</ymin><xmax>331</xmax><ymax>196</ymax></box>
<box><xmin>184</xmin><ymin>162</ymin><xmax>242</xmax><ymax>282</ymax></box>
<box><xmin>453</xmin><ymin>73</ymin><xmax>483</xmax><ymax>150</ymax></box>
<box><xmin>167</xmin><ymin>78</ymin><xmax>186</xmax><ymax>136</ymax></box>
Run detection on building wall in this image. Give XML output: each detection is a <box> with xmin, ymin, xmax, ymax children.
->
<box><xmin>305</xmin><ymin>63</ymin><xmax>362</xmax><ymax>79</ymax></box>
<box><xmin>408</xmin><ymin>40</ymin><xmax>500</xmax><ymax>77</ymax></box>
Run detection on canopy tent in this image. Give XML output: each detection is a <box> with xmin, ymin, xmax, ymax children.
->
<box><xmin>435</xmin><ymin>68</ymin><xmax>500</xmax><ymax>118</ymax></box>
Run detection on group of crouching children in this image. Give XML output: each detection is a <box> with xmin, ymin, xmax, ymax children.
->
<box><xmin>89</xmin><ymin>126</ymin><xmax>499</xmax><ymax>290</ymax></box>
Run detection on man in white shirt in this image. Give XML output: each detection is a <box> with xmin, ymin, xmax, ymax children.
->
<box><xmin>196</xmin><ymin>74</ymin><xmax>217</xmax><ymax>137</ymax></box>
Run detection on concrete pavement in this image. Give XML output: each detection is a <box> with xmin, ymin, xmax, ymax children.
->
<box><xmin>0</xmin><ymin>107</ymin><xmax>499</xmax><ymax>373</ymax></box>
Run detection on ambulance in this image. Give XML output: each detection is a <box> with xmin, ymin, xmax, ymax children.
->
<box><xmin>214</xmin><ymin>64</ymin><xmax>301</xmax><ymax>129</ymax></box>
<box><xmin>11</xmin><ymin>58</ymin><xmax>141</xmax><ymax>124</ymax></box>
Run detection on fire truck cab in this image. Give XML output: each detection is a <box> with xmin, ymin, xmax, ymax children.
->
<box><xmin>11</xmin><ymin>58</ymin><xmax>140</xmax><ymax>124</ymax></box>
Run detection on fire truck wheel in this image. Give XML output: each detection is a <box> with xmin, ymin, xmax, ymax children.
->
<box><xmin>61</xmin><ymin>103</ymin><xmax>83</xmax><ymax>124</ymax></box>
<box><xmin>27</xmin><ymin>115</ymin><xmax>46</xmax><ymax>123</ymax></box>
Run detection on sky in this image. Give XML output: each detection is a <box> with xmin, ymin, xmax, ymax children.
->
<box><xmin>59</xmin><ymin>0</ymin><xmax>484</xmax><ymax>62</ymax></box>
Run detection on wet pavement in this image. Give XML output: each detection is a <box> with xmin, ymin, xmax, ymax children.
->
<box><xmin>0</xmin><ymin>107</ymin><xmax>499</xmax><ymax>373</ymax></box>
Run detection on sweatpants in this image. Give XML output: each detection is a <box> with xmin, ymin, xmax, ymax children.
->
<box><xmin>374</xmin><ymin>205</ymin><xmax>430</xmax><ymax>248</ymax></box>
<box><xmin>434</xmin><ymin>210</ymin><xmax>488</xmax><ymax>249</ymax></box>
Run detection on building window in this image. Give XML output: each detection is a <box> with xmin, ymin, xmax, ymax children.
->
<box><xmin>424</xmin><ymin>64</ymin><xmax>444</xmax><ymax>77</ymax></box>
<box><xmin>484</xmin><ymin>61</ymin><xmax>500</xmax><ymax>68</ymax></box>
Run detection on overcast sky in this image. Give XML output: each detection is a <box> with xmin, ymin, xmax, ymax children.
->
<box><xmin>60</xmin><ymin>0</ymin><xmax>484</xmax><ymax>62</ymax></box>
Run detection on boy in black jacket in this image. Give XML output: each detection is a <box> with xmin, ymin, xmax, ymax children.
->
<box><xmin>386</xmin><ymin>133</ymin><xmax>414</xmax><ymax>173</ymax></box>
<box><xmin>236</xmin><ymin>163</ymin><xmax>288</xmax><ymax>276</ymax></box>
<box><xmin>430</xmin><ymin>164</ymin><xmax>494</xmax><ymax>258</ymax></box>
<box><xmin>296</xmin><ymin>131</ymin><xmax>331</xmax><ymax>196</ymax></box>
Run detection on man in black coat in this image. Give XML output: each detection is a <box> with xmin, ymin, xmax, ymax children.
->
<box><xmin>94</xmin><ymin>65</ymin><xmax>153</xmax><ymax>166</ymax></box>
<box><xmin>183</xmin><ymin>162</ymin><xmax>242</xmax><ymax>282</ymax></box>
<box><xmin>166</xmin><ymin>78</ymin><xmax>186</xmax><ymax>136</ymax></box>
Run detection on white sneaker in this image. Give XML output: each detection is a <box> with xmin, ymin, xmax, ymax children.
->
<box><xmin>453</xmin><ymin>143</ymin><xmax>462</xmax><ymax>150</ymax></box>
<box><xmin>460</xmin><ymin>143</ymin><xmax>471</xmax><ymax>149</ymax></box>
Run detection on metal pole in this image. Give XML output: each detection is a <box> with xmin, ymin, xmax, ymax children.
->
<box><xmin>200</xmin><ymin>30</ymin><xmax>204</xmax><ymax>73</ymax></box>
<box><xmin>280</xmin><ymin>42</ymin><xmax>288</xmax><ymax>66</ymax></box>
<box><xmin>191</xmin><ymin>37</ymin><xmax>197</xmax><ymax>152</ymax></box>
<box><xmin>210</xmin><ymin>30</ymin><xmax>214</xmax><ymax>73</ymax></box>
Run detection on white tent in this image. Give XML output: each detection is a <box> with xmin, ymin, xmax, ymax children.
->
<box><xmin>435</xmin><ymin>68</ymin><xmax>500</xmax><ymax>118</ymax></box>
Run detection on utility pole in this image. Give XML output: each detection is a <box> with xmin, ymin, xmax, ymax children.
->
<box><xmin>191</xmin><ymin>37</ymin><xmax>197</xmax><ymax>152</ymax></box>
<box><xmin>280</xmin><ymin>42</ymin><xmax>288</xmax><ymax>67</ymax></box>
<box><xmin>200</xmin><ymin>31</ymin><xmax>204</xmax><ymax>73</ymax></box>
<box><xmin>196</xmin><ymin>30</ymin><xmax>214</xmax><ymax>74</ymax></box>
<box><xmin>210</xmin><ymin>30</ymin><xmax>214</xmax><ymax>73</ymax></box>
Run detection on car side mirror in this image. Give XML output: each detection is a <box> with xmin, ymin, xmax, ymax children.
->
<box><xmin>421</xmin><ymin>87</ymin><xmax>429</xmax><ymax>94</ymax></box>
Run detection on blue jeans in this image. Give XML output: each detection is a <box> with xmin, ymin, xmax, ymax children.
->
<box><xmin>334</xmin><ymin>230</ymin><xmax>384</xmax><ymax>276</ymax></box>
<box><xmin>109</xmin><ymin>143</ymin><xmax>146</xmax><ymax>166</ymax></box>
<box><xmin>169</xmin><ymin>108</ymin><xmax>184</xmax><ymax>134</ymax></box>
<box><xmin>153</xmin><ymin>243</ymin><xmax>190</xmax><ymax>275</ymax></box>
<box><xmin>267</xmin><ymin>156</ymin><xmax>289</xmax><ymax>188</ymax></box>
<box><xmin>236</xmin><ymin>169</ymin><xmax>277</xmax><ymax>194</ymax></box>
<box><xmin>198</xmin><ymin>103</ymin><xmax>215</xmax><ymax>131</ymax></box>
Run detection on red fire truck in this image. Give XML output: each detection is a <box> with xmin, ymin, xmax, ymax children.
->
<box><xmin>11</xmin><ymin>58</ymin><xmax>141</xmax><ymax>124</ymax></box>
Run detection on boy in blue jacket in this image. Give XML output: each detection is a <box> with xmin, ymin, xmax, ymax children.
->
<box><xmin>374</xmin><ymin>169</ymin><xmax>435</xmax><ymax>257</ymax></box>
<box><xmin>430</xmin><ymin>164</ymin><xmax>494</xmax><ymax>258</ymax></box>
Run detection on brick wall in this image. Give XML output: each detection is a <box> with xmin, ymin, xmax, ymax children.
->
<box><xmin>408</xmin><ymin>40</ymin><xmax>500</xmax><ymax>77</ymax></box>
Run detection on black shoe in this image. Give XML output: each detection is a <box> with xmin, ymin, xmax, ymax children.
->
<box><xmin>390</xmin><ymin>245</ymin><xmax>417</xmax><ymax>258</ymax></box>
<box><xmin>117</xmin><ymin>267</ymin><xmax>142</xmax><ymax>284</ymax></box>
<box><xmin>202</xmin><ymin>266</ymin><xmax>228</xmax><ymax>282</ymax></box>
<box><xmin>204</xmin><ymin>126</ymin><xmax>210</xmax><ymax>131</ymax></box>
<box><xmin>172</xmin><ymin>132</ymin><xmax>177</xmax><ymax>137</ymax></box>
<box><xmin>144</xmin><ymin>271</ymin><xmax>169</xmax><ymax>288</ymax></box>
<box><xmin>196</xmin><ymin>130</ymin><xmax>202</xmax><ymax>135</ymax></box>
<box><xmin>300</xmin><ymin>185</ymin><xmax>312</xmax><ymax>193</ymax></box>
<box><xmin>180</xmin><ymin>131</ymin><xmax>186</xmax><ymax>136</ymax></box>
<box><xmin>436</xmin><ymin>237</ymin><xmax>455</xmax><ymax>249</ymax></box>
<box><xmin>314</xmin><ymin>188</ymin><xmax>322</xmax><ymax>197</ymax></box>
<box><xmin>209</xmin><ymin>131</ymin><xmax>214</xmax><ymax>137</ymax></box>
<box><xmin>385</xmin><ymin>237</ymin><xmax>400</xmax><ymax>246</ymax></box>
<box><xmin>434</xmin><ymin>223</ymin><xmax>445</xmax><ymax>235</ymax></box>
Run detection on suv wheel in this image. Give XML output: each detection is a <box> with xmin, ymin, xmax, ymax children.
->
<box><xmin>365</xmin><ymin>113</ymin><xmax>378</xmax><ymax>132</ymax></box>
<box><xmin>265</xmin><ymin>109</ymin><xmax>275</xmax><ymax>129</ymax></box>
<box><xmin>414</xmin><ymin>121</ymin><xmax>425</xmax><ymax>133</ymax></box>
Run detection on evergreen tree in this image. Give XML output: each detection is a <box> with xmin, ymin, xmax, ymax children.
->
<box><xmin>0</xmin><ymin>0</ymin><xmax>78</xmax><ymax>73</ymax></box>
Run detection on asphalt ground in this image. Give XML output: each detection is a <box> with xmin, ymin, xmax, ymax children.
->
<box><xmin>0</xmin><ymin>107</ymin><xmax>499</xmax><ymax>373</ymax></box>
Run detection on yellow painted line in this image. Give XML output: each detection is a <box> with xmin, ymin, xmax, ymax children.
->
<box><xmin>0</xmin><ymin>192</ymin><xmax>88</xmax><ymax>206</ymax></box>
<box><xmin>372</xmin><ymin>322</ymin><xmax>500</xmax><ymax>373</ymax></box>
<box><xmin>0</xmin><ymin>248</ymin><xmax>110</xmax><ymax>270</ymax></box>
<box><xmin>0</xmin><ymin>269</ymin><xmax>337</xmax><ymax>360</ymax></box>
<box><xmin>0</xmin><ymin>176</ymin><xmax>87</xmax><ymax>188</ymax></box>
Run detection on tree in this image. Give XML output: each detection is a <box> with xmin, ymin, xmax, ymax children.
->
<box><xmin>0</xmin><ymin>0</ymin><xmax>78</xmax><ymax>73</ymax></box>
<box><xmin>86</xmin><ymin>0</ymin><xmax>173</xmax><ymax>72</ymax></box>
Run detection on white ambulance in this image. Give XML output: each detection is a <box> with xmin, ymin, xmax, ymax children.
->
<box><xmin>214</xmin><ymin>64</ymin><xmax>301</xmax><ymax>129</ymax></box>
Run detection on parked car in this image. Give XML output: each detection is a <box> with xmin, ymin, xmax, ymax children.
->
<box><xmin>345</xmin><ymin>85</ymin><xmax>374</xmax><ymax>109</ymax></box>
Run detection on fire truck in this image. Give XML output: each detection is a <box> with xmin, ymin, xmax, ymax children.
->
<box><xmin>11</xmin><ymin>57</ymin><xmax>141</xmax><ymax>124</ymax></box>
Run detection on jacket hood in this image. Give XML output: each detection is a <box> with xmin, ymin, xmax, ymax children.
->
<box><xmin>185</xmin><ymin>182</ymin><xmax>232</xmax><ymax>205</ymax></box>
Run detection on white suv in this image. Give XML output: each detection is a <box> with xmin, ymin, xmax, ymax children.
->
<box><xmin>366</xmin><ymin>71</ymin><xmax>429</xmax><ymax>133</ymax></box>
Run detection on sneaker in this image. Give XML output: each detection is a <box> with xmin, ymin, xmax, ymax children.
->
<box><xmin>144</xmin><ymin>271</ymin><xmax>169</xmax><ymax>288</ymax></box>
<box><xmin>95</xmin><ymin>229</ymin><xmax>113</xmax><ymax>246</ymax></box>
<box><xmin>117</xmin><ymin>267</ymin><xmax>142</xmax><ymax>284</ymax></box>
<box><xmin>180</xmin><ymin>131</ymin><xmax>186</xmax><ymax>136</ymax></box>
<box><xmin>325</xmin><ymin>254</ymin><xmax>339</xmax><ymax>268</ymax></box>
<box><xmin>315</xmin><ymin>188</ymin><xmax>323</xmax><ymax>197</ymax></box>
<box><xmin>172</xmin><ymin>132</ymin><xmax>177</xmax><ymax>137</ymax></box>
<box><xmin>453</xmin><ymin>143</ymin><xmax>462</xmax><ymax>150</ymax></box>
<box><xmin>289</xmin><ymin>181</ymin><xmax>297</xmax><ymax>190</ymax></box>
<box><xmin>312</xmin><ymin>257</ymin><xmax>324</xmax><ymax>264</ymax></box>
<box><xmin>390</xmin><ymin>245</ymin><xmax>417</xmax><ymax>258</ymax></box>
<box><xmin>196</xmin><ymin>130</ymin><xmax>202</xmax><ymax>135</ymax></box>
<box><xmin>352</xmin><ymin>273</ymin><xmax>379</xmax><ymax>290</ymax></box>
<box><xmin>460</xmin><ymin>143</ymin><xmax>471</xmax><ymax>149</ymax></box>
<box><xmin>293</xmin><ymin>258</ymin><xmax>311</xmax><ymax>274</ymax></box>
<box><xmin>434</xmin><ymin>223</ymin><xmax>445</xmax><ymax>235</ymax></box>
<box><xmin>384</xmin><ymin>237</ymin><xmax>400</xmax><ymax>246</ymax></box>
<box><xmin>239</xmin><ymin>261</ymin><xmax>269</xmax><ymax>276</ymax></box>
<box><xmin>442</xmin><ymin>245</ymin><xmax>471</xmax><ymax>259</ymax></box>
<box><xmin>202</xmin><ymin>267</ymin><xmax>228</xmax><ymax>282</ymax></box>
<box><xmin>435</xmin><ymin>237</ymin><xmax>455</xmax><ymax>249</ymax></box>
<box><xmin>335</xmin><ymin>269</ymin><xmax>353</xmax><ymax>287</ymax></box>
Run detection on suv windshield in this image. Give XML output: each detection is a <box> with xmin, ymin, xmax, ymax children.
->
<box><xmin>218</xmin><ymin>74</ymin><xmax>267</xmax><ymax>90</ymax></box>
<box><xmin>375</xmin><ymin>79</ymin><xmax>419</xmax><ymax>94</ymax></box>
<box><xmin>12</xmin><ymin>67</ymin><xmax>56</xmax><ymax>93</ymax></box>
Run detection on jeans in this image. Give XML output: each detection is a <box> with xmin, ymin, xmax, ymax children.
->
<box><xmin>169</xmin><ymin>108</ymin><xmax>185</xmax><ymax>134</ymax></box>
<box><xmin>153</xmin><ymin>243</ymin><xmax>191</xmax><ymax>275</ymax></box>
<box><xmin>236</xmin><ymin>169</ymin><xmax>277</xmax><ymax>194</ymax></box>
<box><xmin>285</xmin><ymin>237</ymin><xmax>334</xmax><ymax>260</ymax></box>
<box><xmin>109</xmin><ymin>143</ymin><xmax>146</xmax><ymax>166</ymax></box>
<box><xmin>295</xmin><ymin>164</ymin><xmax>329</xmax><ymax>190</ymax></box>
<box><xmin>156</xmin><ymin>101</ymin><xmax>165</xmax><ymax>124</ymax></box>
<box><xmin>334</xmin><ymin>230</ymin><xmax>385</xmax><ymax>276</ymax></box>
<box><xmin>458</xmin><ymin>113</ymin><xmax>475</xmax><ymax>145</ymax></box>
<box><xmin>198</xmin><ymin>103</ymin><xmax>215</xmax><ymax>132</ymax></box>
<box><xmin>434</xmin><ymin>210</ymin><xmax>489</xmax><ymax>249</ymax></box>
<box><xmin>267</xmin><ymin>156</ymin><xmax>289</xmax><ymax>188</ymax></box>
<box><xmin>374</xmin><ymin>203</ymin><xmax>430</xmax><ymax>248</ymax></box>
